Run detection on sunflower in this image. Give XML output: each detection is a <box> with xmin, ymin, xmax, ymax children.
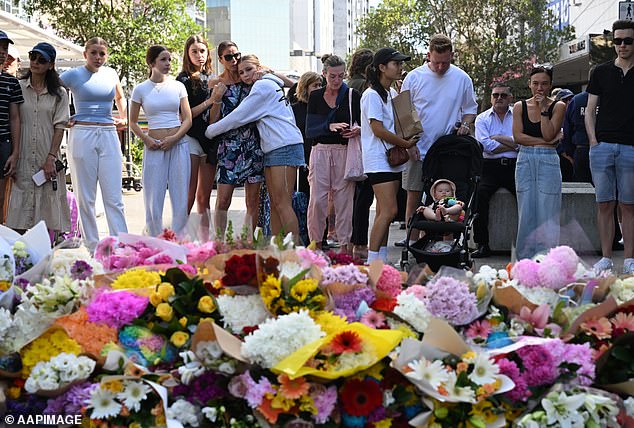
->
<box><xmin>339</xmin><ymin>378</ymin><xmax>383</xmax><ymax>417</ymax></box>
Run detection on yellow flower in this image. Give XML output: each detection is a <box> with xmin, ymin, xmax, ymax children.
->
<box><xmin>290</xmin><ymin>285</ymin><xmax>308</xmax><ymax>302</ymax></box>
<box><xmin>157</xmin><ymin>283</ymin><xmax>175</xmax><ymax>300</ymax></box>
<box><xmin>7</xmin><ymin>386</ymin><xmax>20</xmax><ymax>399</ymax></box>
<box><xmin>271</xmin><ymin>392</ymin><xmax>294</xmax><ymax>411</ymax></box>
<box><xmin>179</xmin><ymin>317</ymin><xmax>188</xmax><ymax>328</ymax></box>
<box><xmin>149</xmin><ymin>292</ymin><xmax>163</xmax><ymax>307</ymax></box>
<box><xmin>294</xmin><ymin>278</ymin><xmax>318</xmax><ymax>294</ymax></box>
<box><xmin>311</xmin><ymin>294</ymin><xmax>326</xmax><ymax>307</ymax></box>
<box><xmin>102</xmin><ymin>380</ymin><xmax>124</xmax><ymax>393</ymax></box>
<box><xmin>156</xmin><ymin>303</ymin><xmax>174</xmax><ymax>322</ymax></box>
<box><xmin>314</xmin><ymin>311</ymin><xmax>348</xmax><ymax>335</ymax></box>
<box><xmin>261</xmin><ymin>275</ymin><xmax>282</xmax><ymax>300</ymax></box>
<box><xmin>197</xmin><ymin>296</ymin><xmax>216</xmax><ymax>313</ymax></box>
<box><xmin>129</xmin><ymin>423</ymin><xmax>141</xmax><ymax>428</ymax></box>
<box><xmin>0</xmin><ymin>280</ymin><xmax>11</xmax><ymax>292</ymax></box>
<box><xmin>470</xmin><ymin>400</ymin><xmax>498</xmax><ymax>424</ymax></box>
<box><xmin>374</xmin><ymin>419</ymin><xmax>392</xmax><ymax>428</ymax></box>
<box><xmin>462</xmin><ymin>351</ymin><xmax>477</xmax><ymax>362</ymax></box>
<box><xmin>298</xmin><ymin>394</ymin><xmax>317</xmax><ymax>414</ymax></box>
<box><xmin>170</xmin><ymin>331</ymin><xmax>190</xmax><ymax>347</ymax></box>
<box><xmin>111</xmin><ymin>269</ymin><xmax>161</xmax><ymax>290</ymax></box>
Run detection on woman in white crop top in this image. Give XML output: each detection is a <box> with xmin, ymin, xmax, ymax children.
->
<box><xmin>60</xmin><ymin>37</ymin><xmax>128</xmax><ymax>253</ymax></box>
<box><xmin>129</xmin><ymin>45</ymin><xmax>192</xmax><ymax>236</ymax></box>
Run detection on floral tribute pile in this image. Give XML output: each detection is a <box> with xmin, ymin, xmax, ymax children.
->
<box><xmin>1</xmin><ymin>223</ymin><xmax>634</xmax><ymax>428</ymax></box>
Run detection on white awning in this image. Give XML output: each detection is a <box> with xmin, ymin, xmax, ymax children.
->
<box><xmin>1</xmin><ymin>10</ymin><xmax>85</xmax><ymax>67</ymax></box>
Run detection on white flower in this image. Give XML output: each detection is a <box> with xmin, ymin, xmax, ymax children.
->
<box><xmin>218</xmin><ymin>362</ymin><xmax>236</xmax><ymax>375</ymax></box>
<box><xmin>117</xmin><ymin>381</ymin><xmax>151</xmax><ymax>412</ymax></box>
<box><xmin>393</xmin><ymin>292</ymin><xmax>431</xmax><ymax>333</ymax></box>
<box><xmin>24</xmin><ymin>353</ymin><xmax>94</xmax><ymax>393</ymax></box>
<box><xmin>89</xmin><ymin>386</ymin><xmax>122</xmax><ymax>419</ymax></box>
<box><xmin>178</xmin><ymin>351</ymin><xmax>205</xmax><ymax>385</ymax></box>
<box><xmin>624</xmin><ymin>397</ymin><xmax>634</xmax><ymax>418</ymax></box>
<box><xmin>444</xmin><ymin>371</ymin><xmax>475</xmax><ymax>402</ymax></box>
<box><xmin>542</xmin><ymin>391</ymin><xmax>586</xmax><ymax>428</ymax></box>
<box><xmin>514</xmin><ymin>283</ymin><xmax>560</xmax><ymax>307</ymax></box>
<box><xmin>202</xmin><ymin>406</ymin><xmax>218</xmax><ymax>422</ymax></box>
<box><xmin>406</xmin><ymin>358</ymin><xmax>449</xmax><ymax>389</ymax></box>
<box><xmin>611</xmin><ymin>277</ymin><xmax>634</xmax><ymax>305</ymax></box>
<box><xmin>241</xmin><ymin>310</ymin><xmax>324</xmax><ymax>368</ymax></box>
<box><xmin>167</xmin><ymin>399</ymin><xmax>202</xmax><ymax>427</ymax></box>
<box><xmin>195</xmin><ymin>340</ymin><xmax>223</xmax><ymax>362</ymax></box>
<box><xmin>468</xmin><ymin>353</ymin><xmax>500</xmax><ymax>385</ymax></box>
<box><xmin>583</xmin><ymin>393</ymin><xmax>619</xmax><ymax>426</ymax></box>
<box><xmin>279</xmin><ymin>261</ymin><xmax>305</xmax><ymax>280</ymax></box>
<box><xmin>216</xmin><ymin>294</ymin><xmax>270</xmax><ymax>334</ymax></box>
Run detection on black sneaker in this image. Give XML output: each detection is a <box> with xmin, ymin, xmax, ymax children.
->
<box><xmin>471</xmin><ymin>244</ymin><xmax>491</xmax><ymax>258</ymax></box>
<box><xmin>394</xmin><ymin>238</ymin><xmax>407</xmax><ymax>247</ymax></box>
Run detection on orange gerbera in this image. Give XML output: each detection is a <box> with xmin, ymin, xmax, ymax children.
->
<box><xmin>580</xmin><ymin>318</ymin><xmax>612</xmax><ymax>339</ymax></box>
<box><xmin>278</xmin><ymin>374</ymin><xmax>310</xmax><ymax>399</ymax></box>
<box><xmin>258</xmin><ymin>395</ymin><xmax>283</xmax><ymax>424</ymax></box>
<box><xmin>330</xmin><ymin>330</ymin><xmax>363</xmax><ymax>354</ymax></box>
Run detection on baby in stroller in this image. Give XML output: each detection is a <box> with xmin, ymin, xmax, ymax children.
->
<box><xmin>417</xmin><ymin>179</ymin><xmax>465</xmax><ymax>224</ymax></box>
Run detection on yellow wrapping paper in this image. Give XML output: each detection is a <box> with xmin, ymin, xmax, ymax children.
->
<box><xmin>273</xmin><ymin>322</ymin><xmax>403</xmax><ymax>380</ymax></box>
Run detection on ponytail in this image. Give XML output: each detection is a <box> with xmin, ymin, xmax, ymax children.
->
<box><xmin>365</xmin><ymin>64</ymin><xmax>387</xmax><ymax>103</ymax></box>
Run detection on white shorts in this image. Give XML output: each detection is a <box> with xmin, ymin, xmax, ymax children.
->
<box><xmin>183</xmin><ymin>134</ymin><xmax>206</xmax><ymax>157</ymax></box>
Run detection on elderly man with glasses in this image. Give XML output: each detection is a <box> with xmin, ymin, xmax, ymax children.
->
<box><xmin>471</xmin><ymin>82</ymin><xmax>516</xmax><ymax>258</ymax></box>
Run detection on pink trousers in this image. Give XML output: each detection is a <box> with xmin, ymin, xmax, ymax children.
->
<box><xmin>307</xmin><ymin>144</ymin><xmax>355</xmax><ymax>246</ymax></box>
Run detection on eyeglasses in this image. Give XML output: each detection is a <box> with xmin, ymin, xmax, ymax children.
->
<box><xmin>222</xmin><ymin>52</ymin><xmax>241</xmax><ymax>62</ymax></box>
<box><xmin>492</xmin><ymin>93</ymin><xmax>509</xmax><ymax>99</ymax></box>
<box><xmin>613</xmin><ymin>37</ymin><xmax>634</xmax><ymax>46</ymax></box>
<box><xmin>28</xmin><ymin>53</ymin><xmax>48</xmax><ymax>64</ymax></box>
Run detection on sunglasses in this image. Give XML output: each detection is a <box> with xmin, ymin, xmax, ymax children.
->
<box><xmin>613</xmin><ymin>37</ymin><xmax>634</xmax><ymax>46</ymax></box>
<box><xmin>28</xmin><ymin>53</ymin><xmax>49</xmax><ymax>64</ymax></box>
<box><xmin>222</xmin><ymin>52</ymin><xmax>241</xmax><ymax>62</ymax></box>
<box><xmin>492</xmin><ymin>93</ymin><xmax>509</xmax><ymax>99</ymax></box>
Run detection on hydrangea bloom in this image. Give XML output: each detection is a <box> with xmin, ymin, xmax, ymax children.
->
<box><xmin>424</xmin><ymin>277</ymin><xmax>478</xmax><ymax>325</ymax></box>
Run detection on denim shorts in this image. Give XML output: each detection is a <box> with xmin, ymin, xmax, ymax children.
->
<box><xmin>589</xmin><ymin>142</ymin><xmax>634</xmax><ymax>204</ymax></box>
<box><xmin>264</xmin><ymin>143</ymin><xmax>305</xmax><ymax>167</ymax></box>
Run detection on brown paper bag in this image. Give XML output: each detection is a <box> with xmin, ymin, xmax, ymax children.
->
<box><xmin>391</xmin><ymin>90</ymin><xmax>423</xmax><ymax>139</ymax></box>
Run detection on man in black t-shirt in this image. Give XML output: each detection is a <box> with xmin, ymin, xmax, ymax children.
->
<box><xmin>585</xmin><ymin>19</ymin><xmax>634</xmax><ymax>274</ymax></box>
<box><xmin>0</xmin><ymin>30</ymin><xmax>24</xmax><ymax>223</ymax></box>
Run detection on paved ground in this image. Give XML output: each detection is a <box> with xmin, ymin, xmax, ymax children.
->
<box><xmin>97</xmin><ymin>188</ymin><xmax>625</xmax><ymax>272</ymax></box>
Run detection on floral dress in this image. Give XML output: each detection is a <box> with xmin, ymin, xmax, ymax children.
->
<box><xmin>215</xmin><ymin>83</ymin><xmax>264</xmax><ymax>185</ymax></box>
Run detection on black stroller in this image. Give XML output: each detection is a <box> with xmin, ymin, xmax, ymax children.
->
<box><xmin>400</xmin><ymin>134</ymin><xmax>483</xmax><ymax>272</ymax></box>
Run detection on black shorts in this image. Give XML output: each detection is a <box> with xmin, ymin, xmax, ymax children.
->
<box><xmin>366</xmin><ymin>171</ymin><xmax>401</xmax><ymax>186</ymax></box>
<box><xmin>0</xmin><ymin>137</ymin><xmax>11</xmax><ymax>175</ymax></box>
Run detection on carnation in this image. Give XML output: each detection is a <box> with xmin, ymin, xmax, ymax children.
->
<box><xmin>393</xmin><ymin>292</ymin><xmax>431</xmax><ymax>333</ymax></box>
<box><xmin>86</xmin><ymin>291</ymin><xmax>149</xmax><ymax>329</ymax></box>
<box><xmin>424</xmin><ymin>277</ymin><xmax>478</xmax><ymax>325</ymax></box>
<box><xmin>216</xmin><ymin>294</ymin><xmax>270</xmax><ymax>334</ymax></box>
<box><xmin>185</xmin><ymin>242</ymin><xmax>218</xmax><ymax>265</ymax></box>
<box><xmin>497</xmin><ymin>358</ymin><xmax>531</xmax><ymax>402</ymax></box>
<box><xmin>241</xmin><ymin>310</ymin><xmax>324</xmax><ymax>368</ymax></box>
<box><xmin>375</xmin><ymin>265</ymin><xmax>403</xmax><ymax>298</ymax></box>
<box><xmin>516</xmin><ymin>345</ymin><xmax>558</xmax><ymax>387</ymax></box>
<box><xmin>511</xmin><ymin>259</ymin><xmax>541</xmax><ymax>288</ymax></box>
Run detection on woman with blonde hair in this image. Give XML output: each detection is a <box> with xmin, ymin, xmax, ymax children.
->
<box><xmin>206</xmin><ymin>54</ymin><xmax>304</xmax><ymax>240</ymax></box>
<box><xmin>177</xmin><ymin>35</ymin><xmax>216</xmax><ymax>225</ymax></box>
<box><xmin>60</xmin><ymin>37</ymin><xmax>128</xmax><ymax>252</ymax></box>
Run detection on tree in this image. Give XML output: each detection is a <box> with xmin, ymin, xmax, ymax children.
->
<box><xmin>357</xmin><ymin>0</ymin><xmax>574</xmax><ymax>106</ymax></box>
<box><xmin>26</xmin><ymin>0</ymin><xmax>204</xmax><ymax>89</ymax></box>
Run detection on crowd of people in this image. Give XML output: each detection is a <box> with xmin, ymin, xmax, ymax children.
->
<box><xmin>0</xmin><ymin>19</ymin><xmax>631</xmax><ymax>273</ymax></box>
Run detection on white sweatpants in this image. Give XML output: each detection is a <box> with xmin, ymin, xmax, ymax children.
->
<box><xmin>142</xmin><ymin>139</ymin><xmax>190</xmax><ymax>236</ymax></box>
<box><xmin>68</xmin><ymin>125</ymin><xmax>128</xmax><ymax>253</ymax></box>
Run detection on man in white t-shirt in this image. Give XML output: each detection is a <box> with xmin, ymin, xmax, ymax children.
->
<box><xmin>397</xmin><ymin>34</ymin><xmax>478</xmax><ymax>247</ymax></box>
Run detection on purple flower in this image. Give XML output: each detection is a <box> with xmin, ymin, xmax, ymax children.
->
<box><xmin>70</xmin><ymin>260</ymin><xmax>93</xmax><ymax>280</ymax></box>
<box><xmin>311</xmin><ymin>385</ymin><xmax>337</xmax><ymax>424</ymax></box>
<box><xmin>333</xmin><ymin>287</ymin><xmax>376</xmax><ymax>321</ymax></box>
<box><xmin>497</xmin><ymin>358</ymin><xmax>531</xmax><ymax>402</ymax></box>
<box><xmin>424</xmin><ymin>277</ymin><xmax>478</xmax><ymax>325</ymax></box>
<box><xmin>174</xmin><ymin>371</ymin><xmax>228</xmax><ymax>405</ymax></box>
<box><xmin>45</xmin><ymin>381</ymin><xmax>98</xmax><ymax>415</ymax></box>
<box><xmin>548</xmin><ymin>340</ymin><xmax>595</xmax><ymax>386</ymax></box>
<box><xmin>517</xmin><ymin>345</ymin><xmax>558</xmax><ymax>387</ymax></box>
<box><xmin>321</xmin><ymin>264</ymin><xmax>369</xmax><ymax>286</ymax></box>
<box><xmin>86</xmin><ymin>291</ymin><xmax>149</xmax><ymax>328</ymax></box>
<box><xmin>245</xmin><ymin>376</ymin><xmax>274</xmax><ymax>408</ymax></box>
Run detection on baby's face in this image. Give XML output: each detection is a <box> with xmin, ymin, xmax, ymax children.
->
<box><xmin>434</xmin><ymin>183</ymin><xmax>453</xmax><ymax>200</ymax></box>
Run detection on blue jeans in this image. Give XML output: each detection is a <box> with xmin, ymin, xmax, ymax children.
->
<box><xmin>515</xmin><ymin>146</ymin><xmax>562</xmax><ymax>260</ymax></box>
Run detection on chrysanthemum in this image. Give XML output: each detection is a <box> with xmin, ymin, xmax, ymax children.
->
<box><xmin>278</xmin><ymin>374</ymin><xmax>310</xmax><ymax>399</ymax></box>
<box><xmin>406</xmin><ymin>358</ymin><xmax>449</xmax><ymax>389</ymax></box>
<box><xmin>117</xmin><ymin>381</ymin><xmax>151</xmax><ymax>412</ymax></box>
<box><xmin>339</xmin><ymin>379</ymin><xmax>383</xmax><ymax>417</ymax></box>
<box><xmin>89</xmin><ymin>387</ymin><xmax>122</xmax><ymax>419</ymax></box>
<box><xmin>330</xmin><ymin>330</ymin><xmax>363</xmax><ymax>354</ymax></box>
<box><xmin>468</xmin><ymin>353</ymin><xmax>500</xmax><ymax>385</ymax></box>
<box><xmin>580</xmin><ymin>318</ymin><xmax>612</xmax><ymax>339</ymax></box>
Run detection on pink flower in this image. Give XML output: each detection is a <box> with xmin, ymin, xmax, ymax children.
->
<box><xmin>403</xmin><ymin>285</ymin><xmax>427</xmax><ymax>301</ymax></box>
<box><xmin>296</xmin><ymin>248</ymin><xmax>328</xmax><ymax>269</ymax></box>
<box><xmin>360</xmin><ymin>310</ymin><xmax>386</xmax><ymax>329</ymax></box>
<box><xmin>177</xmin><ymin>264</ymin><xmax>197</xmax><ymax>276</ymax></box>
<box><xmin>580</xmin><ymin>318</ymin><xmax>612</xmax><ymax>339</ymax></box>
<box><xmin>186</xmin><ymin>242</ymin><xmax>218</xmax><ymax>264</ymax></box>
<box><xmin>511</xmin><ymin>259</ymin><xmax>541</xmax><ymax>287</ymax></box>
<box><xmin>465</xmin><ymin>320</ymin><xmax>492</xmax><ymax>339</ymax></box>
<box><xmin>546</xmin><ymin>246</ymin><xmax>579</xmax><ymax>277</ymax></box>
<box><xmin>518</xmin><ymin>304</ymin><xmax>550</xmax><ymax>330</ymax></box>
<box><xmin>375</xmin><ymin>265</ymin><xmax>403</xmax><ymax>298</ymax></box>
<box><xmin>538</xmin><ymin>257</ymin><xmax>572</xmax><ymax>290</ymax></box>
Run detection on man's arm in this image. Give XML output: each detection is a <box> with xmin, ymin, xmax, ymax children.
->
<box><xmin>5</xmin><ymin>103</ymin><xmax>21</xmax><ymax>176</ymax></box>
<box><xmin>584</xmin><ymin>93</ymin><xmax>599</xmax><ymax>147</ymax></box>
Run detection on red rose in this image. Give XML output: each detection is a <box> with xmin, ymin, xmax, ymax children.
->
<box><xmin>235</xmin><ymin>265</ymin><xmax>254</xmax><ymax>284</ymax></box>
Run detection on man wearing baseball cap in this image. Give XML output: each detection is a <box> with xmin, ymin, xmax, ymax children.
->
<box><xmin>0</xmin><ymin>30</ymin><xmax>24</xmax><ymax>222</ymax></box>
<box><xmin>3</xmin><ymin>44</ymin><xmax>20</xmax><ymax>77</ymax></box>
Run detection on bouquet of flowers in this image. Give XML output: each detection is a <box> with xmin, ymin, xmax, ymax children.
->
<box><xmin>94</xmin><ymin>233</ymin><xmax>187</xmax><ymax>271</ymax></box>
<box><xmin>22</xmin><ymin>275</ymin><xmax>85</xmax><ymax>316</ymax></box>
<box><xmin>610</xmin><ymin>276</ymin><xmax>634</xmax><ymax>305</ymax></box>
<box><xmin>274</xmin><ymin>322</ymin><xmax>403</xmax><ymax>379</ymax></box>
<box><xmin>216</xmin><ymin>294</ymin><xmax>270</xmax><ymax>334</ymax></box>
<box><xmin>19</xmin><ymin>328</ymin><xmax>82</xmax><ymax>378</ymax></box>
<box><xmin>24</xmin><ymin>353</ymin><xmax>95</xmax><ymax>394</ymax></box>
<box><xmin>54</xmin><ymin>308</ymin><xmax>118</xmax><ymax>360</ymax></box>
<box><xmin>515</xmin><ymin>385</ymin><xmax>621</xmax><ymax>427</ymax></box>
<box><xmin>0</xmin><ymin>236</ymin><xmax>16</xmax><ymax>308</ymax></box>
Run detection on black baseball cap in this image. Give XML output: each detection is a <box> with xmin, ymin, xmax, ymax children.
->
<box><xmin>373</xmin><ymin>48</ymin><xmax>411</xmax><ymax>66</ymax></box>
<box><xmin>0</xmin><ymin>30</ymin><xmax>14</xmax><ymax>44</ymax></box>
<box><xmin>29</xmin><ymin>42</ymin><xmax>56</xmax><ymax>62</ymax></box>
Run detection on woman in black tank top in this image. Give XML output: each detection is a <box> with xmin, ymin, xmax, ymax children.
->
<box><xmin>511</xmin><ymin>66</ymin><xmax>567</xmax><ymax>259</ymax></box>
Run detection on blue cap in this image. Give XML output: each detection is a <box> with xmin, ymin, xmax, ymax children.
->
<box><xmin>29</xmin><ymin>42</ymin><xmax>56</xmax><ymax>62</ymax></box>
<box><xmin>0</xmin><ymin>30</ymin><xmax>14</xmax><ymax>44</ymax></box>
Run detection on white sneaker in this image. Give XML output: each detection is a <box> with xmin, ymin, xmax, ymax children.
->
<box><xmin>593</xmin><ymin>257</ymin><xmax>614</xmax><ymax>274</ymax></box>
<box><xmin>624</xmin><ymin>259</ymin><xmax>634</xmax><ymax>275</ymax></box>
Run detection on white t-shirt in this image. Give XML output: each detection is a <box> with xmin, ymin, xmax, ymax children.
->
<box><xmin>131</xmin><ymin>79</ymin><xmax>188</xmax><ymax>129</ymax></box>
<box><xmin>361</xmin><ymin>87</ymin><xmax>405</xmax><ymax>173</ymax></box>
<box><xmin>401</xmin><ymin>64</ymin><xmax>478</xmax><ymax>158</ymax></box>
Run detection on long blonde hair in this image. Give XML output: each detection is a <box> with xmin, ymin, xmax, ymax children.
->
<box><xmin>296</xmin><ymin>71</ymin><xmax>321</xmax><ymax>103</ymax></box>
